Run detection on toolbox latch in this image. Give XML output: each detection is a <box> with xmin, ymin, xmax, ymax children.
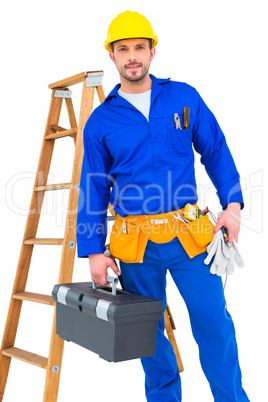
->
<box><xmin>57</xmin><ymin>286</ymin><xmax>70</xmax><ymax>305</ymax></box>
<box><xmin>96</xmin><ymin>299</ymin><xmax>112</xmax><ymax>321</ymax></box>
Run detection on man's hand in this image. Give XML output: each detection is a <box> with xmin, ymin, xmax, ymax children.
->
<box><xmin>89</xmin><ymin>253</ymin><xmax>121</xmax><ymax>286</ymax></box>
<box><xmin>213</xmin><ymin>202</ymin><xmax>241</xmax><ymax>243</ymax></box>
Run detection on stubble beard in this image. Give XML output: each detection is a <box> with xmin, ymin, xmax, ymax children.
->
<box><xmin>117</xmin><ymin>62</ymin><xmax>150</xmax><ymax>84</ymax></box>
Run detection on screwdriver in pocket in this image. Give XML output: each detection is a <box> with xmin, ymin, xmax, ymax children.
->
<box><xmin>183</xmin><ymin>107</ymin><xmax>190</xmax><ymax>129</ymax></box>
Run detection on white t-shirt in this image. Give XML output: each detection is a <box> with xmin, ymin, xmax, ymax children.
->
<box><xmin>118</xmin><ymin>88</ymin><xmax>151</xmax><ymax>121</ymax></box>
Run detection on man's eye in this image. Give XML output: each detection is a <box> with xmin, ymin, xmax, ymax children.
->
<box><xmin>118</xmin><ymin>48</ymin><xmax>126</xmax><ymax>51</ymax></box>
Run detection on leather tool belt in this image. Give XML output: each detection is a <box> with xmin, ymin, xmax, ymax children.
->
<box><xmin>110</xmin><ymin>207</ymin><xmax>215</xmax><ymax>264</ymax></box>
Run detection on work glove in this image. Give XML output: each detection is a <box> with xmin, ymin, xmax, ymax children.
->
<box><xmin>225</xmin><ymin>238</ymin><xmax>245</xmax><ymax>274</ymax></box>
<box><xmin>204</xmin><ymin>231</ymin><xmax>245</xmax><ymax>276</ymax></box>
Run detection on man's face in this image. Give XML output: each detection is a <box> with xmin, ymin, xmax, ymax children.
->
<box><xmin>109</xmin><ymin>38</ymin><xmax>156</xmax><ymax>83</ymax></box>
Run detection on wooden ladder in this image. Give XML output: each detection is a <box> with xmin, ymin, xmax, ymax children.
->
<box><xmin>0</xmin><ymin>70</ymin><xmax>183</xmax><ymax>402</ymax></box>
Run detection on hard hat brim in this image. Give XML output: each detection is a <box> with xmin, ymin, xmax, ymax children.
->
<box><xmin>104</xmin><ymin>35</ymin><xmax>158</xmax><ymax>52</ymax></box>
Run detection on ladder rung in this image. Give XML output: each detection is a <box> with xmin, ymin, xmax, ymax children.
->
<box><xmin>45</xmin><ymin>127</ymin><xmax>77</xmax><ymax>140</ymax></box>
<box><xmin>34</xmin><ymin>182</ymin><xmax>71</xmax><ymax>192</ymax></box>
<box><xmin>13</xmin><ymin>292</ymin><xmax>55</xmax><ymax>306</ymax></box>
<box><xmin>1</xmin><ymin>347</ymin><xmax>48</xmax><ymax>369</ymax></box>
<box><xmin>24</xmin><ymin>238</ymin><xmax>64</xmax><ymax>245</ymax></box>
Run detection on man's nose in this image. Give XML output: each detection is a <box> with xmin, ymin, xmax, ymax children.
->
<box><xmin>128</xmin><ymin>53</ymin><xmax>137</xmax><ymax>62</ymax></box>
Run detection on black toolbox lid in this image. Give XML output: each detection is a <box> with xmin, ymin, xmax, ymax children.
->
<box><xmin>52</xmin><ymin>282</ymin><xmax>164</xmax><ymax>324</ymax></box>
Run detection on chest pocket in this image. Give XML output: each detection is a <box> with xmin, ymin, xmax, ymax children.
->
<box><xmin>167</xmin><ymin>126</ymin><xmax>193</xmax><ymax>156</ymax></box>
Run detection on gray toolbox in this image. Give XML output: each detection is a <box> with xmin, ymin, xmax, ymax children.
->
<box><xmin>52</xmin><ymin>276</ymin><xmax>163</xmax><ymax>362</ymax></box>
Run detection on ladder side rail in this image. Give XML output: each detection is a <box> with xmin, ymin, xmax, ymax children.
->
<box><xmin>96</xmin><ymin>85</ymin><xmax>106</xmax><ymax>103</ymax></box>
<box><xmin>0</xmin><ymin>90</ymin><xmax>63</xmax><ymax>401</ymax></box>
<box><xmin>43</xmin><ymin>81</ymin><xmax>97</xmax><ymax>402</ymax></box>
<box><xmin>65</xmin><ymin>96</ymin><xmax>78</xmax><ymax>145</ymax></box>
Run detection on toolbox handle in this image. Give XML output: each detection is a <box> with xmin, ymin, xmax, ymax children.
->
<box><xmin>92</xmin><ymin>275</ymin><xmax>119</xmax><ymax>296</ymax></box>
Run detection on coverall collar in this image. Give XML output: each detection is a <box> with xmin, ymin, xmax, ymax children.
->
<box><xmin>105</xmin><ymin>75</ymin><xmax>171</xmax><ymax>108</ymax></box>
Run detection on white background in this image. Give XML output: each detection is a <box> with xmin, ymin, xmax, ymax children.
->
<box><xmin>0</xmin><ymin>1</ymin><xmax>267</xmax><ymax>401</ymax></box>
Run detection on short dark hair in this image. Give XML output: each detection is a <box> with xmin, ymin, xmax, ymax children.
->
<box><xmin>110</xmin><ymin>38</ymin><xmax>153</xmax><ymax>52</ymax></box>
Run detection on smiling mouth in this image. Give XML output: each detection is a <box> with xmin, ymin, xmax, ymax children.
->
<box><xmin>126</xmin><ymin>64</ymin><xmax>142</xmax><ymax>70</ymax></box>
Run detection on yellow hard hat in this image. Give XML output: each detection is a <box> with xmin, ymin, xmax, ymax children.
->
<box><xmin>104</xmin><ymin>10</ymin><xmax>158</xmax><ymax>51</ymax></box>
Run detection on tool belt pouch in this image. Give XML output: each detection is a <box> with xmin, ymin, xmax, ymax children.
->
<box><xmin>187</xmin><ymin>215</ymin><xmax>214</xmax><ymax>247</ymax></box>
<box><xmin>177</xmin><ymin>215</ymin><xmax>214</xmax><ymax>259</ymax></box>
<box><xmin>110</xmin><ymin>220</ymin><xmax>149</xmax><ymax>264</ymax></box>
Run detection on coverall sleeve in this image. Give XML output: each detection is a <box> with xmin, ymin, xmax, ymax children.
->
<box><xmin>76</xmin><ymin>119</ymin><xmax>112</xmax><ymax>258</ymax></box>
<box><xmin>192</xmin><ymin>90</ymin><xmax>244</xmax><ymax>209</ymax></box>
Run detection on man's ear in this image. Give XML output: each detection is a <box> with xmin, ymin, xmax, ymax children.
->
<box><xmin>150</xmin><ymin>47</ymin><xmax>156</xmax><ymax>62</ymax></box>
<box><xmin>109</xmin><ymin>52</ymin><xmax>115</xmax><ymax>64</ymax></box>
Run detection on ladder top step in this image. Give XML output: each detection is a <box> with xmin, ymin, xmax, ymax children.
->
<box><xmin>1</xmin><ymin>347</ymin><xmax>48</xmax><ymax>369</ymax></box>
<box><xmin>49</xmin><ymin>70</ymin><xmax>104</xmax><ymax>89</ymax></box>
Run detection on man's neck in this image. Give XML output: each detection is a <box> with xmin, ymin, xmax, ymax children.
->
<box><xmin>120</xmin><ymin>74</ymin><xmax>152</xmax><ymax>94</ymax></box>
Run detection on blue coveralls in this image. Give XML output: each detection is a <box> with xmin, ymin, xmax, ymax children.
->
<box><xmin>76</xmin><ymin>75</ymin><xmax>249</xmax><ymax>401</ymax></box>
